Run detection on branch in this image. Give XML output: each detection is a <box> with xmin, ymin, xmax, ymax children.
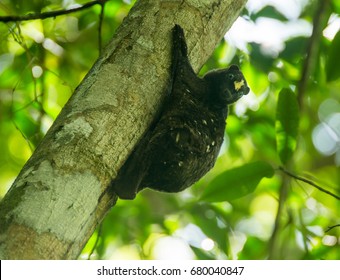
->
<box><xmin>268</xmin><ymin>169</ymin><xmax>290</xmax><ymax>259</ymax></box>
<box><xmin>297</xmin><ymin>0</ymin><xmax>330</xmax><ymax>106</ymax></box>
<box><xmin>0</xmin><ymin>0</ymin><xmax>105</xmax><ymax>23</ymax></box>
<box><xmin>268</xmin><ymin>164</ymin><xmax>339</xmax><ymax>258</ymax></box>
<box><xmin>98</xmin><ymin>1</ymin><xmax>106</xmax><ymax>54</ymax></box>
<box><xmin>278</xmin><ymin>166</ymin><xmax>340</xmax><ymax>200</ymax></box>
<box><xmin>87</xmin><ymin>224</ymin><xmax>102</xmax><ymax>259</ymax></box>
<box><xmin>325</xmin><ymin>224</ymin><xmax>340</xmax><ymax>233</ymax></box>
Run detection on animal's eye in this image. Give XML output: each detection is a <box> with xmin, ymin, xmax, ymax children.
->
<box><xmin>228</xmin><ymin>73</ymin><xmax>234</xmax><ymax>80</ymax></box>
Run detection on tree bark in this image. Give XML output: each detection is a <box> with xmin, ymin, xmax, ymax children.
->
<box><xmin>0</xmin><ymin>0</ymin><xmax>247</xmax><ymax>259</ymax></box>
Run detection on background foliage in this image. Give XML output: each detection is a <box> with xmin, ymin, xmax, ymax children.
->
<box><xmin>0</xmin><ymin>0</ymin><xmax>339</xmax><ymax>260</ymax></box>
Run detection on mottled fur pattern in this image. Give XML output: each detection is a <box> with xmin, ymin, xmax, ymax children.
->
<box><xmin>111</xmin><ymin>25</ymin><xmax>249</xmax><ymax>199</ymax></box>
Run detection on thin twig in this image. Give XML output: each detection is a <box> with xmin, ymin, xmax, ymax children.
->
<box><xmin>88</xmin><ymin>224</ymin><xmax>102</xmax><ymax>260</ymax></box>
<box><xmin>98</xmin><ymin>1</ymin><xmax>106</xmax><ymax>54</ymax></box>
<box><xmin>297</xmin><ymin>0</ymin><xmax>330</xmax><ymax>106</ymax></box>
<box><xmin>278</xmin><ymin>166</ymin><xmax>340</xmax><ymax>200</ymax></box>
<box><xmin>325</xmin><ymin>224</ymin><xmax>340</xmax><ymax>233</ymax></box>
<box><xmin>268</xmin><ymin>171</ymin><xmax>290</xmax><ymax>259</ymax></box>
<box><xmin>0</xmin><ymin>0</ymin><xmax>103</xmax><ymax>23</ymax></box>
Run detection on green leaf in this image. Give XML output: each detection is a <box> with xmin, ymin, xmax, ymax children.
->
<box><xmin>190</xmin><ymin>246</ymin><xmax>215</xmax><ymax>260</ymax></box>
<box><xmin>326</xmin><ymin>30</ymin><xmax>340</xmax><ymax>82</ymax></box>
<box><xmin>280</xmin><ymin>37</ymin><xmax>308</xmax><ymax>62</ymax></box>
<box><xmin>334</xmin><ymin>0</ymin><xmax>340</xmax><ymax>14</ymax></box>
<box><xmin>275</xmin><ymin>88</ymin><xmax>299</xmax><ymax>164</ymax></box>
<box><xmin>201</xmin><ymin>161</ymin><xmax>274</xmax><ymax>202</ymax></box>
<box><xmin>238</xmin><ymin>236</ymin><xmax>267</xmax><ymax>260</ymax></box>
<box><xmin>250</xmin><ymin>5</ymin><xmax>288</xmax><ymax>22</ymax></box>
<box><xmin>249</xmin><ymin>43</ymin><xmax>276</xmax><ymax>73</ymax></box>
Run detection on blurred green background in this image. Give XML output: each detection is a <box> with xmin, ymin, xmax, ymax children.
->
<box><xmin>0</xmin><ymin>0</ymin><xmax>339</xmax><ymax>260</ymax></box>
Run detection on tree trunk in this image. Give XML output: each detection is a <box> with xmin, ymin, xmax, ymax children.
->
<box><xmin>0</xmin><ymin>0</ymin><xmax>247</xmax><ymax>259</ymax></box>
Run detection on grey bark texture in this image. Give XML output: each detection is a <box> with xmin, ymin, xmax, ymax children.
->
<box><xmin>0</xmin><ymin>0</ymin><xmax>247</xmax><ymax>259</ymax></box>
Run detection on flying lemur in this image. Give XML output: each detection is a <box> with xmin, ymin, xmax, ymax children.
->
<box><xmin>111</xmin><ymin>25</ymin><xmax>250</xmax><ymax>199</ymax></box>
